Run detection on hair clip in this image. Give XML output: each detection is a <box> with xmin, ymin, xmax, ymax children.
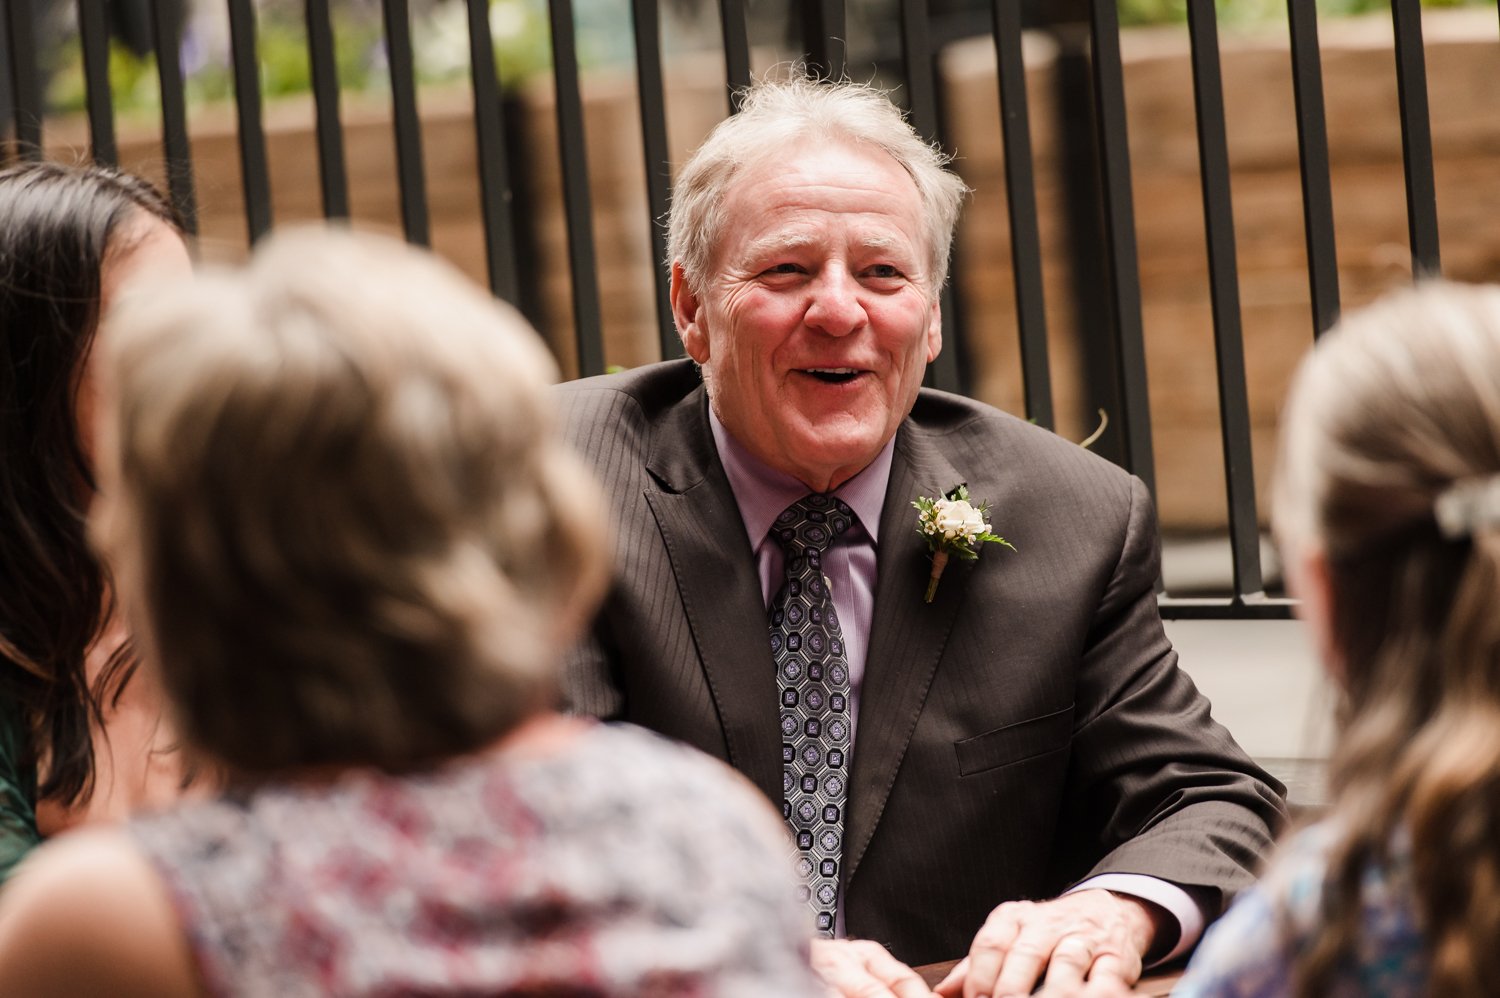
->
<box><xmin>1433</xmin><ymin>475</ymin><xmax>1500</xmax><ymax>540</ymax></box>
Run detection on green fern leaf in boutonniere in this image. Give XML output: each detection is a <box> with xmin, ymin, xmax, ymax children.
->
<box><xmin>912</xmin><ymin>483</ymin><xmax>1014</xmax><ymax>603</ymax></box>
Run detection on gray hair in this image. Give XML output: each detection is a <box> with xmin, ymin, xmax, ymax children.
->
<box><xmin>97</xmin><ymin>226</ymin><xmax>609</xmax><ymax>775</ymax></box>
<box><xmin>666</xmin><ymin>74</ymin><xmax>970</xmax><ymax>298</ymax></box>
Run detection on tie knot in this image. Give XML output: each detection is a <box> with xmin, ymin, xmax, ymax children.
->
<box><xmin>771</xmin><ymin>494</ymin><xmax>856</xmax><ymax>557</ymax></box>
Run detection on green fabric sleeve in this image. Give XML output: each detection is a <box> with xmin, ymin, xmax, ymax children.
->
<box><xmin>0</xmin><ymin>694</ymin><xmax>39</xmax><ymax>884</ymax></box>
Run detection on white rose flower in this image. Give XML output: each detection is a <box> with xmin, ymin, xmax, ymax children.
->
<box><xmin>930</xmin><ymin>498</ymin><xmax>954</xmax><ymax>538</ymax></box>
<box><xmin>934</xmin><ymin>498</ymin><xmax>987</xmax><ymax>542</ymax></box>
<box><xmin>962</xmin><ymin>503</ymin><xmax>988</xmax><ymax>539</ymax></box>
<box><xmin>915</xmin><ymin>485</ymin><xmax>1012</xmax><ymax>603</ymax></box>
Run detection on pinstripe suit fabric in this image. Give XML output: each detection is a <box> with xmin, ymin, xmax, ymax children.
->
<box><xmin>555</xmin><ymin>360</ymin><xmax>1285</xmax><ymax>966</ymax></box>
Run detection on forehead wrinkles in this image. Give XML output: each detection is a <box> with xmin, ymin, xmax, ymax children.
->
<box><xmin>732</xmin><ymin>228</ymin><xmax>906</xmax><ymax>261</ymax></box>
<box><xmin>706</xmin><ymin>146</ymin><xmax>930</xmax><ymax>277</ymax></box>
<box><xmin>746</xmin><ymin>179</ymin><xmax>923</xmax><ymax>237</ymax></box>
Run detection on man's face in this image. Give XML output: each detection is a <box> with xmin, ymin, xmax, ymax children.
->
<box><xmin>672</xmin><ymin>140</ymin><xmax>942</xmax><ymax>493</ymax></box>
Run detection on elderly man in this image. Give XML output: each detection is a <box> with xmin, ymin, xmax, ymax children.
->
<box><xmin>556</xmin><ymin>76</ymin><xmax>1284</xmax><ymax>997</ymax></box>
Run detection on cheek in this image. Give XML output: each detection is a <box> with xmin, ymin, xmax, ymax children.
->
<box><xmin>714</xmin><ymin>310</ymin><xmax>787</xmax><ymax>376</ymax></box>
<box><xmin>86</xmin><ymin>490</ymin><xmax>116</xmax><ymax>561</ymax></box>
<box><xmin>874</xmin><ymin>314</ymin><xmax>936</xmax><ymax>409</ymax></box>
<box><xmin>727</xmin><ymin>291</ymin><xmax>805</xmax><ymax>336</ymax></box>
<box><xmin>870</xmin><ymin>297</ymin><xmax>936</xmax><ymax>346</ymax></box>
<box><xmin>74</xmin><ymin>357</ymin><xmax>102</xmax><ymax>470</ymax></box>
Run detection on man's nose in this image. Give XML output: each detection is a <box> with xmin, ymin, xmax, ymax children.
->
<box><xmin>803</xmin><ymin>268</ymin><xmax>867</xmax><ymax>337</ymax></box>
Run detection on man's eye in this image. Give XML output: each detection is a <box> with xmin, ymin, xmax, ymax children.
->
<box><xmin>764</xmin><ymin>263</ymin><xmax>801</xmax><ymax>275</ymax></box>
<box><xmin>866</xmin><ymin>264</ymin><xmax>903</xmax><ymax>279</ymax></box>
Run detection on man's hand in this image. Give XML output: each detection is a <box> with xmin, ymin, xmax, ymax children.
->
<box><xmin>933</xmin><ymin>890</ymin><xmax>1156</xmax><ymax>998</ymax></box>
<box><xmin>811</xmin><ymin>938</ymin><xmax>936</xmax><ymax>998</ymax></box>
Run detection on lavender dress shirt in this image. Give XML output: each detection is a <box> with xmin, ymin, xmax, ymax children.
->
<box><xmin>708</xmin><ymin>410</ymin><xmax>1204</xmax><ymax>962</ymax></box>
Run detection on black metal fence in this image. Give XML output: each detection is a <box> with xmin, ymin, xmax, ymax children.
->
<box><xmin>2</xmin><ymin>0</ymin><xmax>1489</xmax><ymax>619</ymax></box>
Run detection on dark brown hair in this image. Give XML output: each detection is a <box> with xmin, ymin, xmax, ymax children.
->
<box><xmin>0</xmin><ymin>160</ymin><xmax>180</xmax><ymax>805</ymax></box>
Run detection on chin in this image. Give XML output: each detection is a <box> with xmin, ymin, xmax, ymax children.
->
<box><xmin>798</xmin><ymin>439</ymin><xmax>881</xmax><ymax>478</ymax></box>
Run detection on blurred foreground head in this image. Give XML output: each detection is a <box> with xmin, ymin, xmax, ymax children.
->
<box><xmin>1272</xmin><ymin>280</ymin><xmax>1500</xmax><ymax>996</ymax></box>
<box><xmin>1274</xmin><ymin>280</ymin><xmax>1500</xmax><ymax>708</ymax></box>
<box><xmin>92</xmin><ymin>228</ymin><xmax>608</xmax><ymax>777</ymax></box>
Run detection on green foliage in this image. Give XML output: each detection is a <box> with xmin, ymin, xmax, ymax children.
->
<box><xmin>1119</xmin><ymin>0</ymin><xmax>1494</xmax><ymax>26</ymax></box>
<box><xmin>43</xmin><ymin>0</ymin><xmax>564</xmax><ymax>117</ymax></box>
<box><xmin>1316</xmin><ymin>0</ymin><xmax>1488</xmax><ymax>13</ymax></box>
<box><xmin>42</xmin><ymin>0</ymin><xmax>1500</xmax><ymax>116</ymax></box>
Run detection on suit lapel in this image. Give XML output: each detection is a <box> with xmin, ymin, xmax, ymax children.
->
<box><xmin>843</xmin><ymin>424</ymin><xmax>972</xmax><ymax>886</ymax></box>
<box><xmin>643</xmin><ymin>388</ymin><xmax>782</xmax><ymax>802</ymax></box>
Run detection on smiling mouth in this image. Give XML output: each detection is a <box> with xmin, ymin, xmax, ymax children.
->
<box><xmin>801</xmin><ymin>367</ymin><xmax>864</xmax><ymax>385</ymax></box>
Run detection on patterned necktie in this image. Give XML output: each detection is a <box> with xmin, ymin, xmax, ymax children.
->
<box><xmin>768</xmin><ymin>494</ymin><xmax>855</xmax><ymax>937</ymax></box>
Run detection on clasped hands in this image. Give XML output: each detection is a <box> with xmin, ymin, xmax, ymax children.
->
<box><xmin>811</xmin><ymin>889</ymin><xmax>1156</xmax><ymax>998</ymax></box>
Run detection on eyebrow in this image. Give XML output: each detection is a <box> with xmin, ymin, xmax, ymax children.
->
<box><xmin>858</xmin><ymin>235</ymin><xmax>903</xmax><ymax>255</ymax></box>
<box><xmin>741</xmin><ymin>232</ymin><xmax>819</xmax><ymax>260</ymax></box>
<box><xmin>739</xmin><ymin>232</ymin><xmax>913</xmax><ymax>261</ymax></box>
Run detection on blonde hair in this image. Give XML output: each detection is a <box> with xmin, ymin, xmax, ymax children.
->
<box><xmin>1273</xmin><ymin>281</ymin><xmax>1500</xmax><ymax>997</ymax></box>
<box><xmin>666</xmin><ymin>72</ymin><xmax>970</xmax><ymax>298</ymax></box>
<box><xmin>96</xmin><ymin>227</ymin><xmax>609</xmax><ymax>775</ymax></box>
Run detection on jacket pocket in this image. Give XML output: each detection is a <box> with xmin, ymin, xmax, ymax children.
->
<box><xmin>955</xmin><ymin>704</ymin><xmax>1075</xmax><ymax>777</ymax></box>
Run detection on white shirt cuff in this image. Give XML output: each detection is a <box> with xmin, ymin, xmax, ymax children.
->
<box><xmin>1065</xmin><ymin>874</ymin><xmax>1205</xmax><ymax>966</ymax></box>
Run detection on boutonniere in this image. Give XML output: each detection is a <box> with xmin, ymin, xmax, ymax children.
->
<box><xmin>912</xmin><ymin>483</ymin><xmax>1014</xmax><ymax>603</ymax></box>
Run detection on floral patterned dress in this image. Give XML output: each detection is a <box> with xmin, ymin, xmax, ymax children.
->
<box><xmin>129</xmin><ymin>722</ymin><xmax>822</xmax><ymax>997</ymax></box>
<box><xmin>1175</xmin><ymin>821</ymin><xmax>1428</xmax><ymax>997</ymax></box>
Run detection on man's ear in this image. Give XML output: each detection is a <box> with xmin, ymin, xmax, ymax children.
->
<box><xmin>925</xmin><ymin>294</ymin><xmax>943</xmax><ymax>363</ymax></box>
<box><xmin>671</xmin><ymin>262</ymin><xmax>710</xmax><ymax>364</ymax></box>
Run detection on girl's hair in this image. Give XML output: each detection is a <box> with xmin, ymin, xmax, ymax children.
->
<box><xmin>1272</xmin><ymin>281</ymin><xmax>1500</xmax><ymax>997</ymax></box>
<box><xmin>0</xmin><ymin>160</ymin><xmax>180</xmax><ymax>805</ymax></box>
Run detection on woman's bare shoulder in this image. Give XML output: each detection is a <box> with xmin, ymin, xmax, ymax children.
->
<box><xmin>0</xmin><ymin>826</ymin><xmax>200</xmax><ymax>997</ymax></box>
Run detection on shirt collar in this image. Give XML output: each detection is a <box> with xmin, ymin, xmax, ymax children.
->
<box><xmin>708</xmin><ymin>407</ymin><xmax>894</xmax><ymax>551</ymax></box>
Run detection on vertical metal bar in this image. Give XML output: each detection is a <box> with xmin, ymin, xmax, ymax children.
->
<box><xmin>630</xmin><ymin>0</ymin><xmax>679</xmax><ymax>358</ymax></box>
<box><xmin>548</xmin><ymin>0</ymin><xmax>605</xmax><ymax>377</ymax></box>
<box><xmin>1285</xmin><ymin>0</ymin><xmax>1339</xmax><ymax>337</ymax></box>
<box><xmin>719</xmin><ymin>0</ymin><xmax>751</xmax><ymax>113</ymax></box>
<box><xmin>4</xmin><ymin>0</ymin><xmax>42</xmax><ymax>158</ymax></box>
<box><xmin>1390</xmin><ymin>0</ymin><xmax>1439</xmax><ymax>276</ymax></box>
<box><xmin>150</xmin><ymin>0</ymin><xmax>198</xmax><ymax>233</ymax></box>
<box><xmin>1186</xmin><ymin>0</ymin><xmax>1262</xmax><ymax>599</ymax></box>
<box><xmin>304</xmin><ymin>0</ymin><xmax>350</xmax><ymax>218</ymax></box>
<box><xmin>381</xmin><ymin>0</ymin><xmax>431</xmax><ymax>245</ymax></box>
<box><xmin>467</xmin><ymin>0</ymin><xmax>520</xmax><ymax>304</ymax></box>
<box><xmin>803</xmin><ymin>0</ymin><xmax>847</xmax><ymax>80</ymax></box>
<box><xmin>226</xmin><ymin>0</ymin><xmax>273</xmax><ymax>242</ymax></box>
<box><xmin>0</xmin><ymin>13</ymin><xmax>8</xmax><ymax>162</ymax></box>
<box><xmin>1053</xmin><ymin>36</ymin><xmax>1124</xmax><ymax>467</ymax></box>
<box><xmin>77</xmin><ymin>0</ymin><xmax>118</xmax><ymax>165</ymax></box>
<box><xmin>899</xmin><ymin>0</ymin><xmax>939</xmax><ymax>140</ymax></box>
<box><xmin>1087</xmin><ymin>0</ymin><xmax>1155</xmax><ymax>495</ymax></box>
<box><xmin>502</xmin><ymin>106</ymin><xmax>549</xmax><ymax>331</ymax></box>
<box><xmin>991</xmin><ymin>0</ymin><xmax>1053</xmax><ymax>429</ymax></box>
<box><xmin>927</xmin><ymin>290</ymin><xmax>965</xmax><ymax>393</ymax></box>
<box><xmin>897</xmin><ymin>0</ymin><xmax>961</xmax><ymax>395</ymax></box>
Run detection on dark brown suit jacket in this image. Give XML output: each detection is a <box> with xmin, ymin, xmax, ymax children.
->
<box><xmin>556</xmin><ymin>360</ymin><xmax>1285</xmax><ymax>966</ymax></box>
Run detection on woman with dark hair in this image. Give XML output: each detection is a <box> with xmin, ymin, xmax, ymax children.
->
<box><xmin>0</xmin><ymin>160</ymin><xmax>192</xmax><ymax>880</ymax></box>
